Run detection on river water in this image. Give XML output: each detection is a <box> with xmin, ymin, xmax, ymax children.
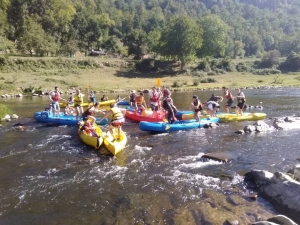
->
<box><xmin>0</xmin><ymin>88</ymin><xmax>300</xmax><ymax>224</ymax></box>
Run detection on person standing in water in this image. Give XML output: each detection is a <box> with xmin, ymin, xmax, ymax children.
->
<box><xmin>191</xmin><ymin>95</ymin><xmax>203</xmax><ymax>122</ymax></box>
<box><xmin>235</xmin><ymin>88</ymin><xmax>246</xmax><ymax>116</ymax></box>
<box><xmin>222</xmin><ymin>87</ymin><xmax>233</xmax><ymax>113</ymax></box>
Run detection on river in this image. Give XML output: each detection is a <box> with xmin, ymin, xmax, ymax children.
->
<box><xmin>0</xmin><ymin>87</ymin><xmax>299</xmax><ymax>224</ymax></box>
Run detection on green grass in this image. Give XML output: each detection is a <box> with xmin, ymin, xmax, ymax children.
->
<box><xmin>0</xmin><ymin>104</ymin><xmax>12</xmax><ymax>118</ymax></box>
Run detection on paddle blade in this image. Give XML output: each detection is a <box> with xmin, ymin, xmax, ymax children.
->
<box><xmin>156</xmin><ymin>78</ymin><xmax>161</xmax><ymax>87</ymax></box>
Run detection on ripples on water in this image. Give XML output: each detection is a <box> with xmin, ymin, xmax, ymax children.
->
<box><xmin>0</xmin><ymin>88</ymin><xmax>300</xmax><ymax>223</ymax></box>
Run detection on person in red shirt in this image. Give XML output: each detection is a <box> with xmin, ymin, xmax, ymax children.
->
<box><xmin>222</xmin><ymin>86</ymin><xmax>233</xmax><ymax>113</ymax></box>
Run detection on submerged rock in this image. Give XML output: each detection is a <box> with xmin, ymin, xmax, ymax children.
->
<box><xmin>253</xmin><ymin>215</ymin><xmax>297</xmax><ymax>225</ymax></box>
<box><xmin>273</xmin><ymin>117</ymin><xmax>300</xmax><ymax>130</ymax></box>
<box><xmin>203</xmin><ymin>122</ymin><xmax>219</xmax><ymax>129</ymax></box>
<box><xmin>200</xmin><ymin>152</ymin><xmax>232</xmax><ymax>163</ymax></box>
<box><xmin>245</xmin><ymin>170</ymin><xmax>300</xmax><ymax>223</ymax></box>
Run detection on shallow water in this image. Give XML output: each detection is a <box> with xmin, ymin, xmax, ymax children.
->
<box><xmin>1</xmin><ymin>87</ymin><xmax>300</xmax><ymax>224</ymax></box>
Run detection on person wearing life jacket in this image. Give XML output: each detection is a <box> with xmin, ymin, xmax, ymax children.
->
<box><xmin>222</xmin><ymin>87</ymin><xmax>233</xmax><ymax>113</ymax></box>
<box><xmin>191</xmin><ymin>95</ymin><xmax>203</xmax><ymax>122</ymax></box>
<box><xmin>80</xmin><ymin>117</ymin><xmax>99</xmax><ymax>137</ymax></box>
<box><xmin>162</xmin><ymin>86</ymin><xmax>171</xmax><ymax>98</ymax></box>
<box><xmin>235</xmin><ymin>88</ymin><xmax>246</xmax><ymax>116</ymax></box>
<box><xmin>49</xmin><ymin>86</ymin><xmax>64</xmax><ymax>117</ymax></box>
<box><xmin>82</xmin><ymin>102</ymin><xmax>100</xmax><ymax>121</ymax></box>
<box><xmin>207</xmin><ymin>94</ymin><xmax>223</xmax><ymax>114</ymax></box>
<box><xmin>204</xmin><ymin>101</ymin><xmax>220</xmax><ymax>117</ymax></box>
<box><xmin>135</xmin><ymin>92</ymin><xmax>147</xmax><ymax>113</ymax></box>
<box><xmin>74</xmin><ymin>89</ymin><xmax>85</xmax><ymax>120</ymax></box>
<box><xmin>98</xmin><ymin>103</ymin><xmax>126</xmax><ymax>139</ymax></box>
<box><xmin>162</xmin><ymin>96</ymin><xmax>177</xmax><ymax>124</ymax></box>
<box><xmin>129</xmin><ymin>90</ymin><xmax>136</xmax><ymax>108</ymax></box>
<box><xmin>149</xmin><ymin>87</ymin><xmax>159</xmax><ymax>111</ymax></box>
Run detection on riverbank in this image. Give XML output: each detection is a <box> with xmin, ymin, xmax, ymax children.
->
<box><xmin>1</xmin><ymin>57</ymin><xmax>300</xmax><ymax>95</ymax></box>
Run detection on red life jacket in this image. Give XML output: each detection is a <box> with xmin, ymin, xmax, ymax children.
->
<box><xmin>225</xmin><ymin>91</ymin><xmax>232</xmax><ymax>100</ymax></box>
<box><xmin>51</xmin><ymin>91</ymin><xmax>60</xmax><ymax>102</ymax></box>
<box><xmin>150</xmin><ymin>92</ymin><xmax>159</xmax><ymax>102</ymax></box>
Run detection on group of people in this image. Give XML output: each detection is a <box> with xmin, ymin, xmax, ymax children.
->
<box><xmin>47</xmin><ymin>86</ymin><xmax>126</xmax><ymax>139</ymax></box>
<box><xmin>47</xmin><ymin>85</ymin><xmax>247</xmax><ymax>137</ymax></box>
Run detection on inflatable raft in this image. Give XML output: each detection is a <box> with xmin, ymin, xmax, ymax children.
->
<box><xmin>139</xmin><ymin>117</ymin><xmax>220</xmax><ymax>133</ymax></box>
<box><xmin>125</xmin><ymin>110</ymin><xmax>167</xmax><ymax>122</ymax></box>
<box><xmin>34</xmin><ymin>111</ymin><xmax>108</xmax><ymax>126</ymax></box>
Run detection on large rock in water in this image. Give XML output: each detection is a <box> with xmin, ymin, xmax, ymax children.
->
<box><xmin>245</xmin><ymin>170</ymin><xmax>300</xmax><ymax>223</ymax></box>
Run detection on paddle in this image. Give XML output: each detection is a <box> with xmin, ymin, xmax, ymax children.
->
<box><xmin>156</xmin><ymin>78</ymin><xmax>161</xmax><ymax>87</ymax></box>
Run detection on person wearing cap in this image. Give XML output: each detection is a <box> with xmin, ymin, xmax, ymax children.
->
<box><xmin>135</xmin><ymin>92</ymin><xmax>147</xmax><ymax>113</ymax></box>
<box><xmin>88</xmin><ymin>90</ymin><xmax>97</xmax><ymax>107</ymax></box>
<box><xmin>98</xmin><ymin>103</ymin><xmax>126</xmax><ymax>139</ymax></box>
<box><xmin>129</xmin><ymin>90</ymin><xmax>136</xmax><ymax>108</ymax></box>
<box><xmin>74</xmin><ymin>89</ymin><xmax>85</xmax><ymax>120</ymax></box>
<box><xmin>82</xmin><ymin>102</ymin><xmax>100</xmax><ymax>121</ymax></box>
<box><xmin>149</xmin><ymin>87</ymin><xmax>159</xmax><ymax>111</ymax></box>
<box><xmin>49</xmin><ymin>86</ymin><xmax>65</xmax><ymax>117</ymax></box>
<box><xmin>191</xmin><ymin>95</ymin><xmax>203</xmax><ymax>122</ymax></box>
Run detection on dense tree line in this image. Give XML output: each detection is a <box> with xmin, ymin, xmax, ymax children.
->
<box><xmin>1</xmin><ymin>0</ymin><xmax>300</xmax><ymax>66</ymax></box>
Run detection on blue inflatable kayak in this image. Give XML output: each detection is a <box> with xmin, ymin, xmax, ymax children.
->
<box><xmin>34</xmin><ymin>111</ymin><xmax>108</xmax><ymax>126</ymax></box>
<box><xmin>139</xmin><ymin>117</ymin><xmax>220</xmax><ymax>132</ymax></box>
<box><xmin>117</xmin><ymin>101</ymin><xmax>129</xmax><ymax>105</ymax></box>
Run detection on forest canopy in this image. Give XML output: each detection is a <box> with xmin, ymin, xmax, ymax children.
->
<box><xmin>1</xmin><ymin>0</ymin><xmax>300</xmax><ymax>62</ymax></box>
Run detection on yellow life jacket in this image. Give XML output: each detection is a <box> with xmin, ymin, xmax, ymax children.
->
<box><xmin>74</xmin><ymin>94</ymin><xmax>83</xmax><ymax>104</ymax></box>
<box><xmin>111</xmin><ymin>107</ymin><xmax>123</xmax><ymax>121</ymax></box>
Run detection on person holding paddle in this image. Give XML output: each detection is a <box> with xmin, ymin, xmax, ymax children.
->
<box><xmin>191</xmin><ymin>95</ymin><xmax>203</xmax><ymax>122</ymax></box>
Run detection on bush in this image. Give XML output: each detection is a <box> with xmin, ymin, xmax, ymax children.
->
<box><xmin>172</xmin><ymin>80</ymin><xmax>184</xmax><ymax>87</ymax></box>
<box><xmin>252</xmin><ymin>68</ymin><xmax>281</xmax><ymax>75</ymax></box>
<box><xmin>236</xmin><ymin>62</ymin><xmax>253</xmax><ymax>72</ymax></box>
<box><xmin>0</xmin><ymin>103</ymin><xmax>12</xmax><ymax>118</ymax></box>
<box><xmin>193</xmin><ymin>79</ymin><xmax>200</xmax><ymax>86</ymax></box>
<box><xmin>135</xmin><ymin>59</ymin><xmax>157</xmax><ymax>72</ymax></box>
<box><xmin>259</xmin><ymin>50</ymin><xmax>281</xmax><ymax>68</ymax></box>
<box><xmin>279</xmin><ymin>52</ymin><xmax>300</xmax><ymax>72</ymax></box>
<box><xmin>207</xmin><ymin>71</ymin><xmax>217</xmax><ymax>76</ymax></box>
<box><xmin>191</xmin><ymin>70</ymin><xmax>206</xmax><ymax>77</ymax></box>
<box><xmin>200</xmin><ymin>78</ymin><xmax>217</xmax><ymax>83</ymax></box>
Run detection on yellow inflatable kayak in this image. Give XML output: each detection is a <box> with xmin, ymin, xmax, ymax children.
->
<box><xmin>178</xmin><ymin>111</ymin><xmax>266</xmax><ymax>122</ymax></box>
<box><xmin>103</xmin><ymin>127</ymin><xmax>127</xmax><ymax>155</ymax></box>
<box><xmin>60</xmin><ymin>99</ymin><xmax>116</xmax><ymax>108</ymax></box>
<box><xmin>78</xmin><ymin>122</ymin><xmax>103</xmax><ymax>149</ymax></box>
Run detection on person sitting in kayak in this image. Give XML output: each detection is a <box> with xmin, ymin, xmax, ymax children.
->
<box><xmin>98</xmin><ymin>103</ymin><xmax>126</xmax><ymax>139</ymax></box>
<box><xmin>235</xmin><ymin>88</ymin><xmax>246</xmax><ymax>116</ymax></box>
<box><xmin>81</xmin><ymin>117</ymin><xmax>99</xmax><ymax>137</ymax></box>
<box><xmin>116</xmin><ymin>95</ymin><xmax>122</xmax><ymax>103</ymax></box>
<box><xmin>149</xmin><ymin>87</ymin><xmax>159</xmax><ymax>111</ymax></box>
<box><xmin>82</xmin><ymin>102</ymin><xmax>100</xmax><ymax>121</ymax></box>
<box><xmin>88</xmin><ymin>90</ymin><xmax>96</xmax><ymax>107</ymax></box>
<box><xmin>162</xmin><ymin>96</ymin><xmax>177</xmax><ymax>124</ymax></box>
<box><xmin>101</xmin><ymin>95</ymin><xmax>108</xmax><ymax>102</ymax></box>
<box><xmin>191</xmin><ymin>95</ymin><xmax>203</xmax><ymax>122</ymax></box>
<box><xmin>67</xmin><ymin>92</ymin><xmax>74</xmax><ymax>105</ymax></box>
<box><xmin>74</xmin><ymin>89</ymin><xmax>85</xmax><ymax>120</ymax></box>
<box><xmin>222</xmin><ymin>87</ymin><xmax>233</xmax><ymax>113</ymax></box>
<box><xmin>204</xmin><ymin>101</ymin><xmax>220</xmax><ymax>117</ymax></box>
<box><xmin>64</xmin><ymin>102</ymin><xmax>75</xmax><ymax>116</ymax></box>
<box><xmin>129</xmin><ymin>90</ymin><xmax>136</xmax><ymax>108</ymax></box>
<box><xmin>135</xmin><ymin>92</ymin><xmax>147</xmax><ymax>113</ymax></box>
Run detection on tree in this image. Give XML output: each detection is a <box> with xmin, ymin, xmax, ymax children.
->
<box><xmin>158</xmin><ymin>15</ymin><xmax>203</xmax><ymax>70</ymax></box>
<box><xmin>198</xmin><ymin>15</ymin><xmax>229</xmax><ymax>57</ymax></box>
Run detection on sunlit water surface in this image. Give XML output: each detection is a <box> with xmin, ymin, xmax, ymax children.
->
<box><xmin>0</xmin><ymin>88</ymin><xmax>300</xmax><ymax>224</ymax></box>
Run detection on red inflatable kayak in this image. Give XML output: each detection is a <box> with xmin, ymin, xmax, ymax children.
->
<box><xmin>125</xmin><ymin>110</ymin><xmax>167</xmax><ymax>122</ymax></box>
